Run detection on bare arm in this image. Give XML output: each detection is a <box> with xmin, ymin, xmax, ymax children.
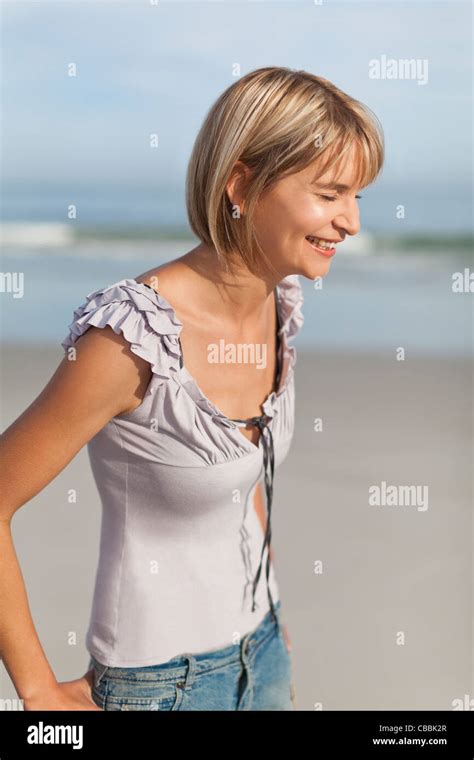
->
<box><xmin>0</xmin><ymin>325</ymin><xmax>153</xmax><ymax>707</ymax></box>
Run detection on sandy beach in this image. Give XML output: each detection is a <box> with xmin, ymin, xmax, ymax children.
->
<box><xmin>0</xmin><ymin>343</ymin><xmax>471</xmax><ymax>710</ymax></box>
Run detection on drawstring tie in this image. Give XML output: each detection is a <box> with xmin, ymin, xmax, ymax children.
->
<box><xmin>144</xmin><ymin>280</ymin><xmax>280</xmax><ymax>623</ymax></box>
<box><xmin>229</xmin><ymin>412</ymin><xmax>277</xmax><ymax>624</ymax></box>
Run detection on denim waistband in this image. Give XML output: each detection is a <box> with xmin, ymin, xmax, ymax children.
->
<box><xmin>89</xmin><ymin>599</ymin><xmax>283</xmax><ymax>685</ymax></box>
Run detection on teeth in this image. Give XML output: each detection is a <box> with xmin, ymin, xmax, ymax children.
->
<box><xmin>306</xmin><ymin>236</ymin><xmax>336</xmax><ymax>250</ymax></box>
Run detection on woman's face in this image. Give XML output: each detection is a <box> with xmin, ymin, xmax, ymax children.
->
<box><xmin>252</xmin><ymin>144</ymin><xmax>363</xmax><ymax>281</ymax></box>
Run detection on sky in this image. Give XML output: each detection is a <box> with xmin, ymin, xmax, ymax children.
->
<box><xmin>1</xmin><ymin>0</ymin><xmax>472</xmax><ymax>233</ymax></box>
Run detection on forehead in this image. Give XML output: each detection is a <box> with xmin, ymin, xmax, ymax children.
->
<box><xmin>305</xmin><ymin>142</ymin><xmax>364</xmax><ymax>191</ymax></box>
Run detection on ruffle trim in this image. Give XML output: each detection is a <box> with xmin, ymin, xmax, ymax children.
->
<box><xmin>61</xmin><ymin>274</ymin><xmax>304</xmax><ymax>418</ymax></box>
<box><xmin>61</xmin><ymin>278</ymin><xmax>183</xmax><ymax>382</ymax></box>
<box><xmin>276</xmin><ymin>274</ymin><xmax>305</xmax><ymax>344</ymax></box>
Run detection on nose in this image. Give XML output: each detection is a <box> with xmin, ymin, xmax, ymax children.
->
<box><xmin>333</xmin><ymin>199</ymin><xmax>360</xmax><ymax>237</ymax></box>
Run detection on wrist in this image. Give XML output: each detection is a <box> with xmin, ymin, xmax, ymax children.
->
<box><xmin>18</xmin><ymin>672</ymin><xmax>59</xmax><ymax>702</ymax></box>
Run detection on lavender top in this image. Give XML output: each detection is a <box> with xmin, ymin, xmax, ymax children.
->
<box><xmin>61</xmin><ymin>276</ymin><xmax>304</xmax><ymax>667</ymax></box>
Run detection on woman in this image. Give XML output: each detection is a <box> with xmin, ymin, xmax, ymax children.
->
<box><xmin>0</xmin><ymin>66</ymin><xmax>384</xmax><ymax>711</ymax></box>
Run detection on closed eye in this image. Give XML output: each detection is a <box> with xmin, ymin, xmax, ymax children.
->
<box><xmin>318</xmin><ymin>194</ymin><xmax>363</xmax><ymax>202</ymax></box>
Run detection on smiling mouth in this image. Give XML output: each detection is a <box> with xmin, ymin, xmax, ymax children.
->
<box><xmin>305</xmin><ymin>235</ymin><xmax>338</xmax><ymax>256</ymax></box>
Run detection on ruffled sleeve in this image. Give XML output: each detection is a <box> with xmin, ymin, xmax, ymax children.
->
<box><xmin>277</xmin><ymin>274</ymin><xmax>304</xmax><ymax>343</ymax></box>
<box><xmin>60</xmin><ymin>278</ymin><xmax>184</xmax><ymax>383</ymax></box>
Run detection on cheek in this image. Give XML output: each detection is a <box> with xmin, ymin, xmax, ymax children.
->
<box><xmin>289</xmin><ymin>198</ymin><xmax>332</xmax><ymax>237</ymax></box>
<box><xmin>274</xmin><ymin>187</ymin><xmax>332</xmax><ymax>228</ymax></box>
<box><xmin>306</xmin><ymin>193</ymin><xmax>333</xmax><ymax>215</ymax></box>
<box><xmin>255</xmin><ymin>189</ymin><xmax>331</xmax><ymax>241</ymax></box>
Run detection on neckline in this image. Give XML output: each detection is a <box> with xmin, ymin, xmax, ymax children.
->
<box><xmin>132</xmin><ymin>277</ymin><xmax>292</xmax><ymax>452</ymax></box>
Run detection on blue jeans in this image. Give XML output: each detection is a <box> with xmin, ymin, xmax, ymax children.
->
<box><xmin>88</xmin><ymin>599</ymin><xmax>296</xmax><ymax>710</ymax></box>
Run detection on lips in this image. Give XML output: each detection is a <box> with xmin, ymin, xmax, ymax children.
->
<box><xmin>305</xmin><ymin>236</ymin><xmax>337</xmax><ymax>258</ymax></box>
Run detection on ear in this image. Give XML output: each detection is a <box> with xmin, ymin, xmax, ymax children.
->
<box><xmin>225</xmin><ymin>161</ymin><xmax>253</xmax><ymax>214</ymax></box>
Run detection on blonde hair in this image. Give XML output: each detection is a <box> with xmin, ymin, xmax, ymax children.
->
<box><xmin>186</xmin><ymin>66</ymin><xmax>384</xmax><ymax>277</ymax></box>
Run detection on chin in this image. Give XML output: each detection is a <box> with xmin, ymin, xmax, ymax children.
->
<box><xmin>291</xmin><ymin>256</ymin><xmax>333</xmax><ymax>280</ymax></box>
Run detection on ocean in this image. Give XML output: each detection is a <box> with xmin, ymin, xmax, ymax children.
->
<box><xmin>0</xmin><ymin>225</ymin><xmax>472</xmax><ymax>357</ymax></box>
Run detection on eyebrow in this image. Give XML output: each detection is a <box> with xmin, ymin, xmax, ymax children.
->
<box><xmin>312</xmin><ymin>182</ymin><xmax>352</xmax><ymax>192</ymax></box>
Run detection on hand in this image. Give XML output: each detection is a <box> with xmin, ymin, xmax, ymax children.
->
<box><xmin>281</xmin><ymin>621</ymin><xmax>292</xmax><ymax>653</ymax></box>
<box><xmin>23</xmin><ymin>669</ymin><xmax>104</xmax><ymax>711</ymax></box>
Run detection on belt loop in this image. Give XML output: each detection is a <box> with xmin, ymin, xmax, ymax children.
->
<box><xmin>241</xmin><ymin>630</ymin><xmax>253</xmax><ymax>656</ymax></box>
<box><xmin>238</xmin><ymin>632</ymin><xmax>255</xmax><ymax>710</ymax></box>
<box><xmin>94</xmin><ymin>663</ymin><xmax>109</xmax><ymax>688</ymax></box>
<box><xmin>177</xmin><ymin>654</ymin><xmax>197</xmax><ymax>691</ymax></box>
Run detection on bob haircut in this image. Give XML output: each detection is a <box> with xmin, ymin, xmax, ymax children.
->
<box><xmin>186</xmin><ymin>66</ymin><xmax>384</xmax><ymax>277</ymax></box>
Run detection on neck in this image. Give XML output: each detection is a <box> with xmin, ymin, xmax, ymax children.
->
<box><xmin>177</xmin><ymin>242</ymin><xmax>281</xmax><ymax>327</ymax></box>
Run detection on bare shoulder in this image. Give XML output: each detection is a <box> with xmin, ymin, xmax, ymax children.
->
<box><xmin>134</xmin><ymin>258</ymin><xmax>190</xmax><ymax>302</ymax></box>
<box><xmin>61</xmin><ymin>322</ymin><xmax>152</xmax><ymax>414</ymax></box>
